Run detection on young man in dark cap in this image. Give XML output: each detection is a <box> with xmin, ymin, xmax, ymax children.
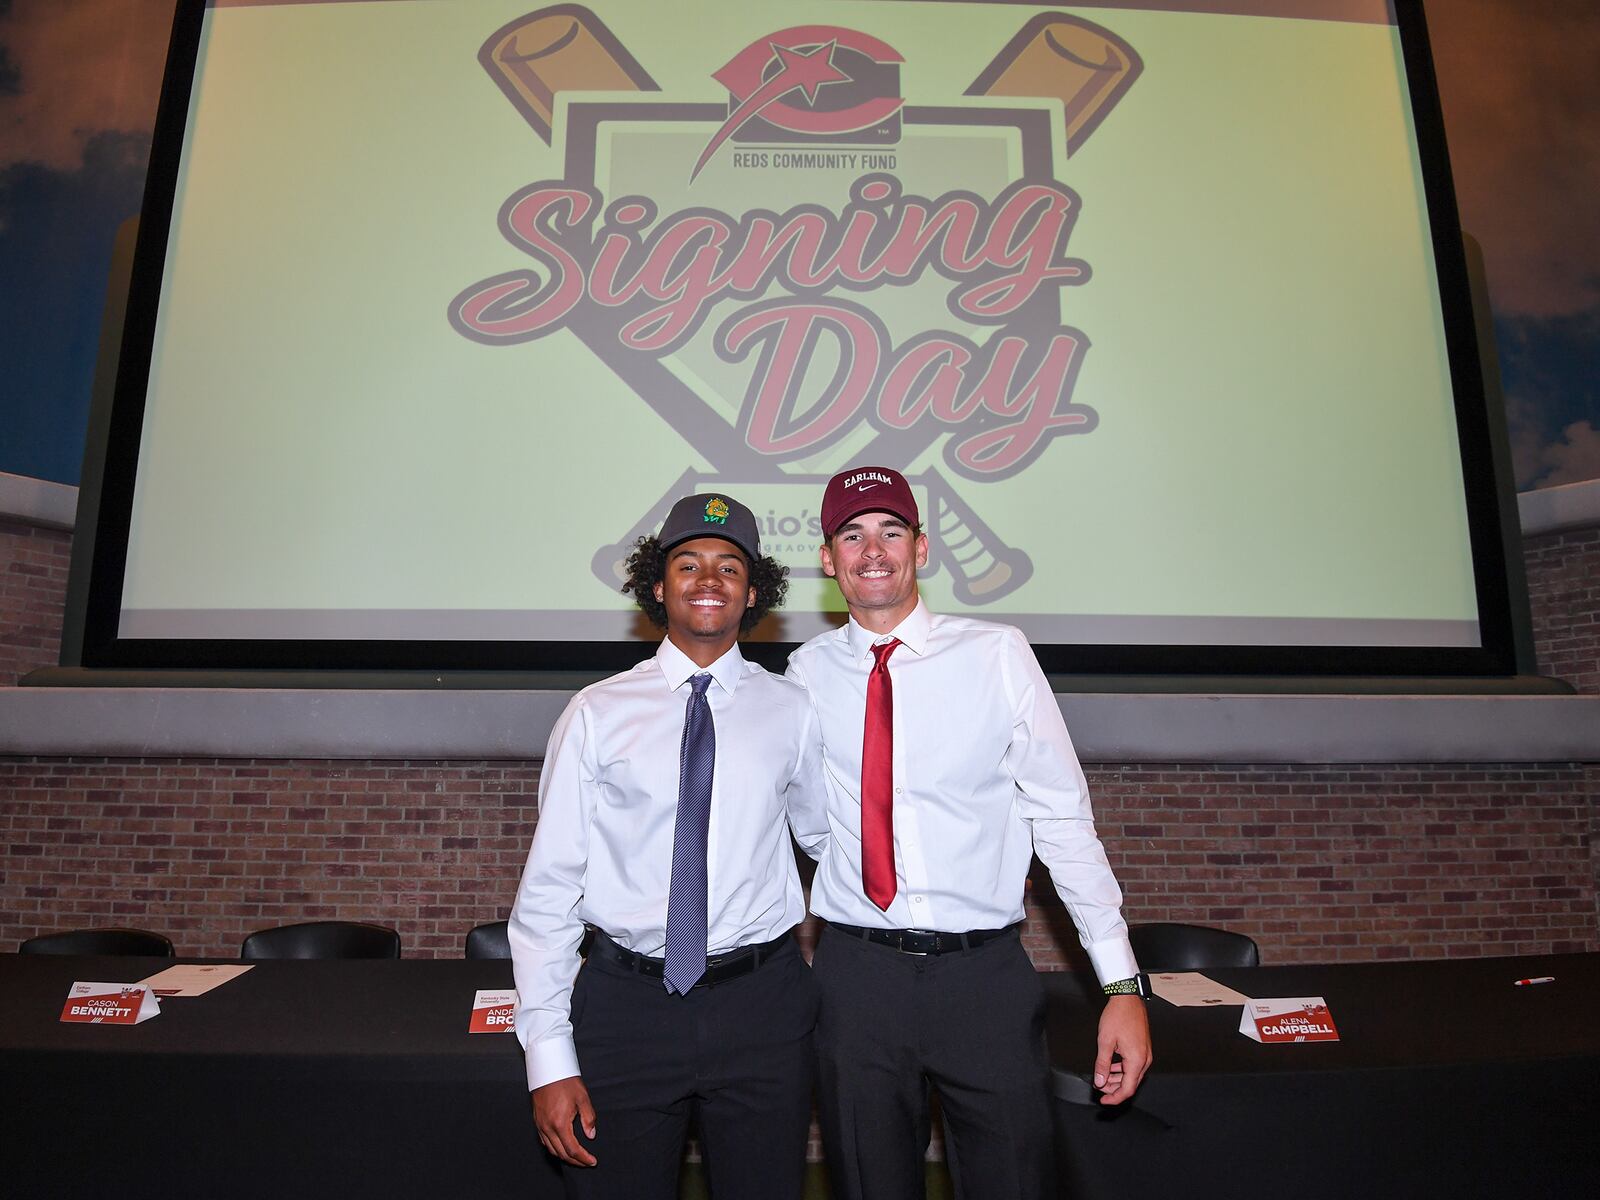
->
<box><xmin>787</xmin><ymin>467</ymin><xmax>1152</xmax><ymax>1200</ymax></box>
<box><xmin>509</xmin><ymin>492</ymin><xmax>827</xmax><ymax>1200</ymax></box>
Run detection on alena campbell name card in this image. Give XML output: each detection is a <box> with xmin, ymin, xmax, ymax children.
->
<box><xmin>59</xmin><ymin>982</ymin><xmax>161</xmax><ymax>1026</ymax></box>
<box><xmin>1240</xmin><ymin>996</ymin><xmax>1340</xmax><ymax>1043</ymax></box>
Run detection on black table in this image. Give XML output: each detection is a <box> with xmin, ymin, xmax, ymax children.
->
<box><xmin>1042</xmin><ymin>952</ymin><xmax>1600</xmax><ymax>1198</ymax></box>
<box><xmin>0</xmin><ymin>955</ymin><xmax>554</xmax><ymax>1199</ymax></box>
<box><xmin>5</xmin><ymin>953</ymin><xmax>1598</xmax><ymax>1198</ymax></box>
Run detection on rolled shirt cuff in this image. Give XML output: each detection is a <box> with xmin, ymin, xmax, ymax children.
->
<box><xmin>1084</xmin><ymin>936</ymin><xmax>1139</xmax><ymax>987</ymax></box>
<box><xmin>527</xmin><ymin>1035</ymin><xmax>582</xmax><ymax>1092</ymax></box>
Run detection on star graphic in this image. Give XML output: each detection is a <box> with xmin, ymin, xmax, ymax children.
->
<box><xmin>766</xmin><ymin>40</ymin><xmax>849</xmax><ymax>105</ymax></box>
<box><xmin>692</xmin><ymin>39</ymin><xmax>853</xmax><ymax>181</ymax></box>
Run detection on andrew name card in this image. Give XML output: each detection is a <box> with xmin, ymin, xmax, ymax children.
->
<box><xmin>60</xmin><ymin>982</ymin><xmax>160</xmax><ymax>1026</ymax></box>
<box><xmin>469</xmin><ymin>989</ymin><xmax>518</xmax><ymax>1034</ymax></box>
<box><xmin>1240</xmin><ymin>997</ymin><xmax>1339</xmax><ymax>1043</ymax></box>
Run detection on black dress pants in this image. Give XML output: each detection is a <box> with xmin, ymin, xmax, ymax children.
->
<box><xmin>812</xmin><ymin>924</ymin><xmax>1054</xmax><ymax>1200</ymax></box>
<box><xmin>561</xmin><ymin>936</ymin><xmax>819</xmax><ymax>1200</ymax></box>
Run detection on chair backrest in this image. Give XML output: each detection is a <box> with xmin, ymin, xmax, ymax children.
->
<box><xmin>19</xmin><ymin>927</ymin><xmax>176</xmax><ymax>957</ymax></box>
<box><xmin>1129</xmin><ymin>922</ymin><xmax>1260</xmax><ymax>971</ymax></box>
<box><xmin>240</xmin><ymin>920</ymin><xmax>401</xmax><ymax>961</ymax></box>
<box><xmin>464</xmin><ymin>920</ymin><xmax>511</xmax><ymax>960</ymax></box>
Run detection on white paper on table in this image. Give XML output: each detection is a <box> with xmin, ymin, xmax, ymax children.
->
<box><xmin>137</xmin><ymin>964</ymin><xmax>254</xmax><ymax>997</ymax></box>
<box><xmin>1149</xmin><ymin>971</ymin><xmax>1251</xmax><ymax>1007</ymax></box>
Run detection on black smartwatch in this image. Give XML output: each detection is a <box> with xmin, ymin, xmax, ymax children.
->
<box><xmin>1102</xmin><ymin>972</ymin><xmax>1152</xmax><ymax>1000</ymax></box>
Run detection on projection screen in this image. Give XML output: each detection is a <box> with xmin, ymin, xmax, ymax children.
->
<box><xmin>79</xmin><ymin>0</ymin><xmax>1517</xmax><ymax>675</ymax></box>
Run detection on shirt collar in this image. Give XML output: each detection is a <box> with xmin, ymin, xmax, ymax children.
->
<box><xmin>655</xmin><ymin>637</ymin><xmax>745</xmax><ymax>695</ymax></box>
<box><xmin>845</xmin><ymin>598</ymin><xmax>931</xmax><ymax>664</ymax></box>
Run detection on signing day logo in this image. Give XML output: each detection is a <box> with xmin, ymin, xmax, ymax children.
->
<box><xmin>449</xmin><ymin>6</ymin><xmax>1142</xmax><ymax>603</ymax></box>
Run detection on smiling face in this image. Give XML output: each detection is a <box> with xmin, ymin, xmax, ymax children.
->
<box><xmin>820</xmin><ymin>511</ymin><xmax>928</xmax><ymax>634</ymax></box>
<box><xmin>653</xmin><ymin>537</ymin><xmax>756</xmax><ymax>665</ymax></box>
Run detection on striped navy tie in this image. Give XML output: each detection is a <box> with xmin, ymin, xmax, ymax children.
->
<box><xmin>663</xmin><ymin>672</ymin><xmax>715</xmax><ymax>995</ymax></box>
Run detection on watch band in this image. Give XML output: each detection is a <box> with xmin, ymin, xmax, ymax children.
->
<box><xmin>1102</xmin><ymin>972</ymin><xmax>1151</xmax><ymax>999</ymax></box>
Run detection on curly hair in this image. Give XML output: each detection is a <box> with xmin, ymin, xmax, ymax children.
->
<box><xmin>622</xmin><ymin>535</ymin><xmax>790</xmax><ymax>632</ymax></box>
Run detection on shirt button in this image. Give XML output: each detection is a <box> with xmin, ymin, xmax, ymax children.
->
<box><xmin>895</xmin><ymin>787</ymin><xmax>902</xmax><ymax>794</ymax></box>
<box><xmin>913</xmin><ymin>896</ymin><xmax>924</xmax><ymax>905</ymax></box>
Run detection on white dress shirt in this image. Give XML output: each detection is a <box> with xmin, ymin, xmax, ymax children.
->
<box><xmin>509</xmin><ymin>638</ymin><xmax>828</xmax><ymax>1090</ymax></box>
<box><xmin>786</xmin><ymin>600</ymin><xmax>1137</xmax><ymax>985</ymax></box>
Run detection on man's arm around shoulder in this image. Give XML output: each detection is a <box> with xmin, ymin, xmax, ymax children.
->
<box><xmin>781</xmin><ymin>659</ymin><xmax>830</xmax><ymax>861</ymax></box>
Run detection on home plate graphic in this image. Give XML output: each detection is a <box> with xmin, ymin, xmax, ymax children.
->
<box><xmin>451</xmin><ymin>6</ymin><xmax>1142</xmax><ymax>605</ymax></box>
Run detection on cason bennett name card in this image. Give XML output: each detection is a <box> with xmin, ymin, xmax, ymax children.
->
<box><xmin>1240</xmin><ymin>996</ymin><xmax>1339</xmax><ymax>1043</ymax></box>
<box><xmin>59</xmin><ymin>982</ymin><xmax>161</xmax><ymax>1026</ymax></box>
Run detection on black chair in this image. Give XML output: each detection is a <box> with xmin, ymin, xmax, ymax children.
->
<box><xmin>19</xmin><ymin>927</ymin><xmax>175</xmax><ymax>957</ymax></box>
<box><xmin>240</xmin><ymin>920</ymin><xmax>400</xmax><ymax>960</ymax></box>
<box><xmin>1129</xmin><ymin>922</ymin><xmax>1260</xmax><ymax>971</ymax></box>
<box><xmin>464</xmin><ymin>919</ymin><xmax>511</xmax><ymax>960</ymax></box>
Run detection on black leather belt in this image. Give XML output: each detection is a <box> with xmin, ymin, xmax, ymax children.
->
<box><xmin>825</xmin><ymin>921</ymin><xmax>1018</xmax><ymax>955</ymax></box>
<box><xmin>589</xmin><ymin>930</ymin><xmax>790</xmax><ymax>986</ymax></box>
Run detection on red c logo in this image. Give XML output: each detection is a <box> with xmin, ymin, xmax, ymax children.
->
<box><xmin>692</xmin><ymin>26</ymin><xmax>905</xmax><ymax>180</ymax></box>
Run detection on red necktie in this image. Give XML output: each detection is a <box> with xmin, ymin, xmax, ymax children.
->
<box><xmin>861</xmin><ymin>638</ymin><xmax>900</xmax><ymax>910</ymax></box>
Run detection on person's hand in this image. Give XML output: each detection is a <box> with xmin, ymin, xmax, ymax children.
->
<box><xmin>532</xmin><ymin>1075</ymin><xmax>598</xmax><ymax>1166</ymax></box>
<box><xmin>1093</xmin><ymin>995</ymin><xmax>1152</xmax><ymax>1105</ymax></box>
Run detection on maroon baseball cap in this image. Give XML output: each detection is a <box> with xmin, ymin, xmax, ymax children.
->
<box><xmin>821</xmin><ymin>467</ymin><xmax>920</xmax><ymax>537</ymax></box>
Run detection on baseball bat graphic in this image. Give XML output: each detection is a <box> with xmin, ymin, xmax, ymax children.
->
<box><xmin>844</xmin><ymin>17</ymin><xmax>1143</xmax><ymax>598</ymax></box>
<box><xmin>916</xmin><ymin>469</ymin><xmax>1033</xmax><ymax>604</ymax></box>
<box><xmin>589</xmin><ymin>468</ymin><xmax>705</xmax><ymax>587</ymax></box>
<box><xmin>964</xmin><ymin>12</ymin><xmax>1142</xmax><ymax>158</ymax></box>
<box><xmin>480</xmin><ymin>5</ymin><xmax>659</xmax><ymax>144</ymax></box>
<box><xmin>478</xmin><ymin>13</ymin><xmax>789</xmax><ymax>595</ymax></box>
<box><xmin>477</xmin><ymin>9</ymin><xmax>757</xmax><ymax>471</ymax></box>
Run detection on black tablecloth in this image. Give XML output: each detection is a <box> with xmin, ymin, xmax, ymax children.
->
<box><xmin>1042</xmin><ymin>952</ymin><xmax>1600</xmax><ymax>1198</ymax></box>
<box><xmin>5</xmin><ymin>952</ymin><xmax>1598</xmax><ymax>1198</ymax></box>
<box><xmin>1</xmin><ymin>955</ymin><xmax>554</xmax><ymax>1199</ymax></box>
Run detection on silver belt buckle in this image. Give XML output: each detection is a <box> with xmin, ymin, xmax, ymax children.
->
<box><xmin>901</xmin><ymin>928</ymin><xmax>934</xmax><ymax>956</ymax></box>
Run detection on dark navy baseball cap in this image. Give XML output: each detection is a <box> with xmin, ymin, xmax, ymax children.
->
<box><xmin>657</xmin><ymin>493</ymin><xmax>762</xmax><ymax>560</ymax></box>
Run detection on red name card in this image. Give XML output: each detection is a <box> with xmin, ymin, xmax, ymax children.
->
<box><xmin>1240</xmin><ymin>996</ymin><xmax>1339</xmax><ymax>1043</ymax></box>
<box><xmin>60</xmin><ymin>982</ymin><xmax>160</xmax><ymax>1026</ymax></box>
<box><xmin>469</xmin><ymin>989</ymin><xmax>518</xmax><ymax>1034</ymax></box>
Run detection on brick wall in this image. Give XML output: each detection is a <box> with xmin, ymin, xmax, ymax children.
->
<box><xmin>3</xmin><ymin>756</ymin><xmax>1594</xmax><ymax>960</ymax></box>
<box><xmin>1525</xmin><ymin>526</ymin><xmax>1600</xmax><ymax>694</ymax></box>
<box><xmin>1067</xmin><ymin>762</ymin><xmax>1599</xmax><ymax>963</ymax></box>
<box><xmin>0</xmin><ymin>519</ymin><xmax>70</xmax><ymax>687</ymax></box>
<box><xmin>0</xmin><ymin>758</ymin><xmax>539</xmax><ymax>956</ymax></box>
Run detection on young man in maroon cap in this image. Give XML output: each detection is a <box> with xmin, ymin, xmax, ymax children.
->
<box><xmin>509</xmin><ymin>492</ymin><xmax>828</xmax><ymax>1200</ymax></box>
<box><xmin>787</xmin><ymin>467</ymin><xmax>1152</xmax><ymax>1200</ymax></box>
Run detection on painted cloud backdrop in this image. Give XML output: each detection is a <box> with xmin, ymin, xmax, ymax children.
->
<box><xmin>1</xmin><ymin>0</ymin><xmax>1595</xmax><ymax>488</ymax></box>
